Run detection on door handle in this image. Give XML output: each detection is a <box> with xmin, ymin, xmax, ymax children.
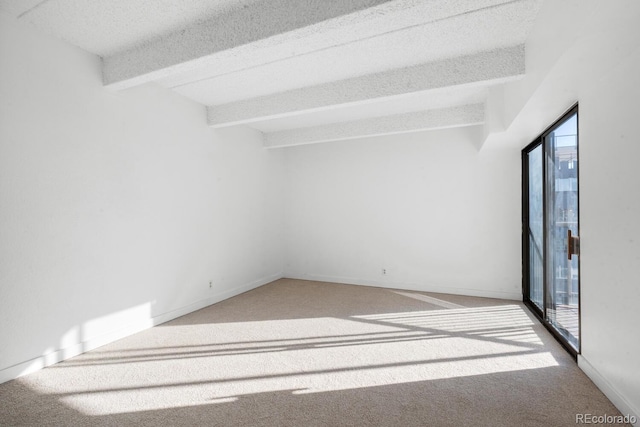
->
<box><xmin>567</xmin><ymin>229</ymin><xmax>580</xmax><ymax>259</ymax></box>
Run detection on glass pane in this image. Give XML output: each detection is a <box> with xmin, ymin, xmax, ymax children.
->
<box><xmin>528</xmin><ymin>145</ymin><xmax>543</xmax><ymax>309</ymax></box>
<box><xmin>545</xmin><ymin>112</ymin><xmax>579</xmax><ymax>350</ymax></box>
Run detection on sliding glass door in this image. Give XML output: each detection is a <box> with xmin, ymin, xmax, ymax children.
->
<box><xmin>523</xmin><ymin>105</ymin><xmax>580</xmax><ymax>355</ymax></box>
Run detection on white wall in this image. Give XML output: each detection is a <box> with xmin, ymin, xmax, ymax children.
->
<box><xmin>486</xmin><ymin>0</ymin><xmax>640</xmax><ymax>420</ymax></box>
<box><xmin>0</xmin><ymin>14</ymin><xmax>284</xmax><ymax>382</ymax></box>
<box><xmin>579</xmin><ymin>48</ymin><xmax>640</xmax><ymax>423</ymax></box>
<box><xmin>284</xmin><ymin>126</ymin><xmax>522</xmax><ymax>300</ymax></box>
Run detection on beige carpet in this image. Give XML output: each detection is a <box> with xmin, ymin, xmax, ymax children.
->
<box><xmin>0</xmin><ymin>279</ymin><xmax>627</xmax><ymax>426</ymax></box>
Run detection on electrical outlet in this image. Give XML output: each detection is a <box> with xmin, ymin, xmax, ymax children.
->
<box><xmin>382</xmin><ymin>268</ymin><xmax>387</xmax><ymax>275</ymax></box>
<box><xmin>209</xmin><ymin>281</ymin><xmax>212</xmax><ymax>288</ymax></box>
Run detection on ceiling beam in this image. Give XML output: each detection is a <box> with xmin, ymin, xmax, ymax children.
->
<box><xmin>103</xmin><ymin>0</ymin><xmax>394</xmax><ymax>89</ymax></box>
<box><xmin>103</xmin><ymin>0</ymin><xmax>514</xmax><ymax>90</ymax></box>
<box><xmin>208</xmin><ymin>45</ymin><xmax>524</xmax><ymax>128</ymax></box>
<box><xmin>264</xmin><ymin>104</ymin><xmax>485</xmax><ymax>148</ymax></box>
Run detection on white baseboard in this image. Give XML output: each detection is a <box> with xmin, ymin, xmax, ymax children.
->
<box><xmin>578</xmin><ymin>355</ymin><xmax>639</xmax><ymax>426</ymax></box>
<box><xmin>284</xmin><ymin>273</ymin><xmax>522</xmax><ymax>301</ymax></box>
<box><xmin>0</xmin><ymin>272</ymin><xmax>282</xmax><ymax>385</ymax></box>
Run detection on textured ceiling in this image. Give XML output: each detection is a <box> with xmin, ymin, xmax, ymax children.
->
<box><xmin>0</xmin><ymin>0</ymin><xmax>543</xmax><ymax>147</ymax></box>
<box><xmin>3</xmin><ymin>0</ymin><xmax>263</xmax><ymax>56</ymax></box>
<box><xmin>170</xmin><ymin>0</ymin><xmax>538</xmax><ymax>106</ymax></box>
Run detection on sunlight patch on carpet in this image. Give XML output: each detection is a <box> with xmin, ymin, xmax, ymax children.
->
<box><xmin>24</xmin><ymin>304</ymin><xmax>556</xmax><ymax>416</ymax></box>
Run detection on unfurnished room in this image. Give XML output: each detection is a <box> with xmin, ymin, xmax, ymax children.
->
<box><xmin>0</xmin><ymin>1</ymin><xmax>639</xmax><ymax>426</ymax></box>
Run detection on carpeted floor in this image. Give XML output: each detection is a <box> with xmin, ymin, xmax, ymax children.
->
<box><xmin>0</xmin><ymin>279</ymin><xmax>627</xmax><ymax>426</ymax></box>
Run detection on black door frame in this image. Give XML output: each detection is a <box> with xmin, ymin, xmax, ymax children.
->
<box><xmin>521</xmin><ymin>103</ymin><xmax>580</xmax><ymax>359</ymax></box>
